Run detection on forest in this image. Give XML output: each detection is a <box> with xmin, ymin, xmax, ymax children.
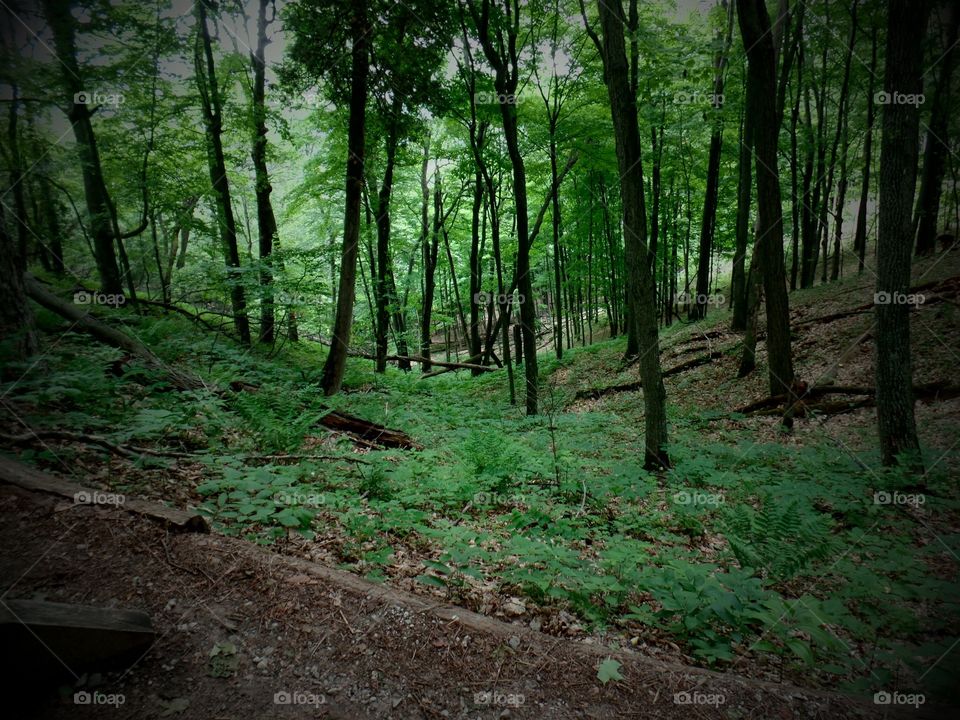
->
<box><xmin>0</xmin><ymin>0</ymin><xmax>957</xmax><ymax>717</ymax></box>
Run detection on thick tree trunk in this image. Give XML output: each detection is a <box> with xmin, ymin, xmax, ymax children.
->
<box><xmin>875</xmin><ymin>0</ymin><xmax>929</xmax><ymax>469</ymax></box>
<box><xmin>737</xmin><ymin>0</ymin><xmax>795</xmax><ymax>402</ymax></box>
<box><xmin>320</xmin><ymin>0</ymin><xmax>368</xmax><ymax>394</ymax></box>
<box><xmin>914</xmin><ymin>1</ymin><xmax>958</xmax><ymax>255</ymax></box>
<box><xmin>596</xmin><ymin>0</ymin><xmax>669</xmax><ymax>469</ymax></box>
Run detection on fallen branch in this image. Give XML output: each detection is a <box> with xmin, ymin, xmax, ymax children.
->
<box><xmin>24</xmin><ymin>275</ymin><xmax>207</xmax><ymax>392</ymax></box>
<box><xmin>0</xmin><ymin>429</ymin><xmax>195</xmax><ymax>459</ymax></box>
<box><xmin>736</xmin><ymin>381</ymin><xmax>960</xmax><ymax>415</ymax></box>
<box><xmin>576</xmin><ymin>352</ymin><xmax>726</xmax><ymax>400</ymax></box>
<box><xmin>318</xmin><ymin>410</ymin><xmax>422</xmax><ymax>450</ymax></box>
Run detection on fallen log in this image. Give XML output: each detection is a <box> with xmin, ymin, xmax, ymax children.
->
<box><xmin>735</xmin><ymin>381</ymin><xmax>960</xmax><ymax>415</ymax></box>
<box><xmin>576</xmin><ymin>352</ymin><xmax>726</xmax><ymax>400</ymax></box>
<box><xmin>318</xmin><ymin>410</ymin><xmax>422</xmax><ymax>450</ymax></box>
<box><xmin>0</xmin><ymin>455</ymin><xmax>208</xmax><ymax>532</ymax></box>
<box><xmin>349</xmin><ymin>350</ymin><xmax>494</xmax><ymax>373</ymax></box>
<box><xmin>24</xmin><ymin>275</ymin><xmax>207</xmax><ymax>392</ymax></box>
<box><xmin>0</xmin><ymin>429</ymin><xmax>195</xmax><ymax>459</ymax></box>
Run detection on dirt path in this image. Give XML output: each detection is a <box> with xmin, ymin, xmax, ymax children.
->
<box><xmin>0</xmin><ymin>485</ymin><xmax>935</xmax><ymax>719</ymax></box>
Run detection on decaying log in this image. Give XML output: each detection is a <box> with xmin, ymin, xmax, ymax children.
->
<box><xmin>735</xmin><ymin>381</ymin><xmax>960</xmax><ymax>415</ymax></box>
<box><xmin>318</xmin><ymin>410</ymin><xmax>422</xmax><ymax>450</ymax></box>
<box><xmin>0</xmin><ymin>455</ymin><xmax>208</xmax><ymax>532</ymax></box>
<box><xmin>575</xmin><ymin>352</ymin><xmax>726</xmax><ymax>400</ymax></box>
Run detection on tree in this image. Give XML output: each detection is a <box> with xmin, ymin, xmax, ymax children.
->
<box><xmin>736</xmin><ymin>0</ymin><xmax>794</xmax><ymax>403</ymax></box>
<box><xmin>875</xmin><ymin>0</ymin><xmax>930</xmax><ymax>469</ymax></box>
<box><xmin>589</xmin><ymin>0</ymin><xmax>669</xmax><ymax>469</ymax></box>
<box><xmin>914</xmin><ymin>0</ymin><xmax>959</xmax><ymax>255</ymax></box>
<box><xmin>194</xmin><ymin>0</ymin><xmax>251</xmax><ymax>345</ymax></box>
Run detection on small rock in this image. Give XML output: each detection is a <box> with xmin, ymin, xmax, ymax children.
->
<box><xmin>508</xmin><ymin>636</ymin><xmax>521</xmax><ymax>650</ymax></box>
<box><xmin>529</xmin><ymin>619</ymin><xmax>542</xmax><ymax>632</ymax></box>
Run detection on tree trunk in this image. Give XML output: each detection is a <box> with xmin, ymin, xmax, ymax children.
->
<box><xmin>251</xmin><ymin>0</ymin><xmax>278</xmax><ymax>343</ymax></box>
<box><xmin>320</xmin><ymin>0</ymin><xmax>368</xmax><ymax>394</ymax></box>
<box><xmin>595</xmin><ymin>0</ymin><xmax>669</xmax><ymax>469</ymax></box>
<box><xmin>731</xmin><ymin>88</ymin><xmax>753</xmax><ymax>330</ymax></box>
<box><xmin>914</xmin><ymin>1</ymin><xmax>959</xmax><ymax>255</ymax></box>
<box><xmin>0</xmin><ymin>205</ymin><xmax>37</xmax><ymax>364</ymax></box>
<box><xmin>875</xmin><ymin>0</ymin><xmax>929</xmax><ymax>469</ymax></box>
<box><xmin>737</xmin><ymin>0</ymin><xmax>795</xmax><ymax>402</ymax></box>
<box><xmin>854</xmin><ymin>25</ymin><xmax>879</xmax><ymax>275</ymax></box>
<box><xmin>195</xmin><ymin>0</ymin><xmax>250</xmax><ymax>345</ymax></box>
<box><xmin>374</xmin><ymin>107</ymin><xmax>401</xmax><ymax>372</ymax></box>
<box><xmin>41</xmin><ymin>0</ymin><xmax>122</xmax><ymax>295</ymax></box>
<box><xmin>420</xmin><ymin>176</ymin><xmax>442</xmax><ymax>372</ymax></box>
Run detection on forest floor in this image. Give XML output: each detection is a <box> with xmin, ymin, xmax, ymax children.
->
<box><xmin>1</xmin><ymin>249</ymin><xmax>959</xmax><ymax>719</ymax></box>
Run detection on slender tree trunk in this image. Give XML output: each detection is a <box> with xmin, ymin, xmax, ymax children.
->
<box><xmin>732</xmin><ymin>88</ymin><xmax>753</xmax><ymax>330</ymax></box>
<box><xmin>420</xmin><ymin>176</ymin><xmax>442</xmax><ymax>372</ymax></box>
<box><xmin>469</xmin><ymin>173</ymin><xmax>483</xmax><ymax>374</ymax></box>
<box><xmin>875</xmin><ymin>0</ymin><xmax>929</xmax><ymax>469</ymax></box>
<box><xmin>251</xmin><ymin>0</ymin><xmax>278</xmax><ymax>343</ymax></box>
<box><xmin>374</xmin><ymin>108</ymin><xmax>401</xmax><ymax>372</ymax></box>
<box><xmin>0</xmin><ymin>204</ymin><xmax>37</xmax><ymax>363</ymax></box>
<box><xmin>595</xmin><ymin>0</ymin><xmax>669</xmax><ymax>469</ymax></box>
<box><xmin>320</xmin><ymin>0</ymin><xmax>368</xmax><ymax>394</ymax></box>
<box><xmin>854</xmin><ymin>26</ymin><xmax>879</xmax><ymax>275</ymax></box>
<box><xmin>195</xmin><ymin>0</ymin><xmax>250</xmax><ymax>345</ymax></box>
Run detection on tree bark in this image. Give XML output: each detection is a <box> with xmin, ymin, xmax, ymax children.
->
<box><xmin>320</xmin><ymin>0</ymin><xmax>368</xmax><ymax>394</ymax></box>
<box><xmin>875</xmin><ymin>0</ymin><xmax>929</xmax><ymax>469</ymax></box>
<box><xmin>594</xmin><ymin>0</ymin><xmax>669</xmax><ymax>469</ymax></box>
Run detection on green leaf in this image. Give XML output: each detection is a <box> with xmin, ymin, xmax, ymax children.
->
<box><xmin>597</xmin><ymin>657</ymin><xmax>623</xmax><ymax>684</ymax></box>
